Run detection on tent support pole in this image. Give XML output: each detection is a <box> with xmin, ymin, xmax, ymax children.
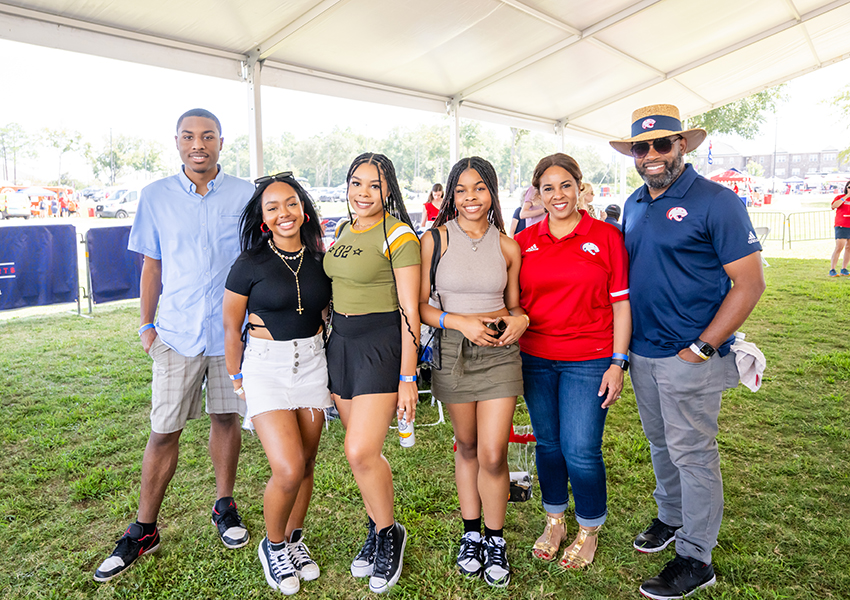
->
<box><xmin>555</xmin><ymin>120</ymin><xmax>566</xmax><ymax>153</ymax></box>
<box><xmin>448</xmin><ymin>97</ymin><xmax>461</xmax><ymax>166</ymax></box>
<box><xmin>246</xmin><ymin>54</ymin><xmax>264</xmax><ymax>180</ymax></box>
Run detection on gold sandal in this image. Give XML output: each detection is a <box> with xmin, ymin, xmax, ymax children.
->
<box><xmin>559</xmin><ymin>524</ymin><xmax>602</xmax><ymax>569</ymax></box>
<box><xmin>532</xmin><ymin>514</ymin><xmax>566</xmax><ymax>561</ymax></box>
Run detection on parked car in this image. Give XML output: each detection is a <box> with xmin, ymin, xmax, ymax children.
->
<box><xmin>0</xmin><ymin>192</ymin><xmax>32</xmax><ymax>219</ymax></box>
<box><xmin>96</xmin><ymin>188</ymin><xmax>141</xmax><ymax>218</ymax></box>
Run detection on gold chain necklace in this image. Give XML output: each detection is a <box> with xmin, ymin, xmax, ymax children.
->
<box><xmin>268</xmin><ymin>239</ymin><xmax>305</xmax><ymax>315</ymax></box>
<box><xmin>456</xmin><ymin>221</ymin><xmax>490</xmax><ymax>252</ymax></box>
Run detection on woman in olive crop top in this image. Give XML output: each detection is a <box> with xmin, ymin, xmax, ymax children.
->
<box><xmin>323</xmin><ymin>153</ymin><xmax>420</xmax><ymax>594</ymax></box>
<box><xmin>223</xmin><ymin>173</ymin><xmax>331</xmax><ymax>594</ymax></box>
<box><xmin>419</xmin><ymin>156</ymin><xmax>528</xmax><ymax>588</ymax></box>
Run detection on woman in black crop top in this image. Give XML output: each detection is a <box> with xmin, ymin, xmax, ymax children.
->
<box><xmin>223</xmin><ymin>173</ymin><xmax>331</xmax><ymax>594</ymax></box>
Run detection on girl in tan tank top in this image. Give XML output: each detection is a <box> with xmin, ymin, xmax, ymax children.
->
<box><xmin>418</xmin><ymin>157</ymin><xmax>529</xmax><ymax>588</ymax></box>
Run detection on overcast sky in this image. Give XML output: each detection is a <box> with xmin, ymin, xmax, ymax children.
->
<box><xmin>1</xmin><ymin>38</ymin><xmax>850</xmax><ymax>183</ymax></box>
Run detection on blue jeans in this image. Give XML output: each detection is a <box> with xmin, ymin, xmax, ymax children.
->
<box><xmin>521</xmin><ymin>353</ymin><xmax>609</xmax><ymax>527</ymax></box>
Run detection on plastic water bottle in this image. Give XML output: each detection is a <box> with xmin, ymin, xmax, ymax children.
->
<box><xmin>398</xmin><ymin>413</ymin><xmax>415</xmax><ymax>447</ymax></box>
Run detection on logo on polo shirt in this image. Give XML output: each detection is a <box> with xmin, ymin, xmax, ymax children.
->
<box><xmin>748</xmin><ymin>231</ymin><xmax>759</xmax><ymax>244</ymax></box>
<box><xmin>525</xmin><ymin>244</ymin><xmax>539</xmax><ymax>252</ymax></box>
<box><xmin>582</xmin><ymin>243</ymin><xmax>600</xmax><ymax>255</ymax></box>
<box><xmin>642</xmin><ymin>118</ymin><xmax>656</xmax><ymax>130</ymax></box>
<box><xmin>666</xmin><ymin>207</ymin><xmax>688</xmax><ymax>222</ymax></box>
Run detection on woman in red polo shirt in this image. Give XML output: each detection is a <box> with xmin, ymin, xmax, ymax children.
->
<box><xmin>515</xmin><ymin>153</ymin><xmax>631</xmax><ymax>569</ymax></box>
<box><xmin>829</xmin><ymin>181</ymin><xmax>850</xmax><ymax>276</ymax></box>
<box><xmin>420</xmin><ymin>183</ymin><xmax>444</xmax><ymax>229</ymax></box>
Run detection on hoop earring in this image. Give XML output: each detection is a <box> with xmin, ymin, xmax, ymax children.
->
<box><xmin>260</xmin><ymin>223</ymin><xmax>270</xmax><ymax>233</ymax></box>
<box><xmin>304</xmin><ymin>214</ymin><xmax>310</xmax><ymax>223</ymax></box>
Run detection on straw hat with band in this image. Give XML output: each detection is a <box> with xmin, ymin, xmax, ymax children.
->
<box><xmin>609</xmin><ymin>104</ymin><xmax>706</xmax><ymax>156</ymax></box>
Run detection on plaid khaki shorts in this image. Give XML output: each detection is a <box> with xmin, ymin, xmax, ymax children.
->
<box><xmin>148</xmin><ymin>336</ymin><xmax>245</xmax><ymax>434</ymax></box>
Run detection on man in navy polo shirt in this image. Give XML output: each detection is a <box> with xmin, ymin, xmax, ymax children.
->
<box><xmin>94</xmin><ymin>109</ymin><xmax>255</xmax><ymax>583</ymax></box>
<box><xmin>611</xmin><ymin>104</ymin><xmax>765</xmax><ymax>600</ymax></box>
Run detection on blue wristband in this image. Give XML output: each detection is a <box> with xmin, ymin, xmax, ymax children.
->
<box><xmin>229</xmin><ymin>373</ymin><xmax>243</xmax><ymax>381</ymax></box>
<box><xmin>612</xmin><ymin>352</ymin><xmax>629</xmax><ymax>361</ymax></box>
<box><xmin>439</xmin><ymin>312</ymin><xmax>448</xmax><ymax>329</ymax></box>
<box><xmin>138</xmin><ymin>323</ymin><xmax>155</xmax><ymax>336</ymax></box>
<box><xmin>400</xmin><ymin>375</ymin><xmax>417</xmax><ymax>382</ymax></box>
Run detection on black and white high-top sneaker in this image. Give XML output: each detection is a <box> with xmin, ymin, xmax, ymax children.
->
<box><xmin>369</xmin><ymin>522</ymin><xmax>407</xmax><ymax>594</ymax></box>
<box><xmin>483</xmin><ymin>535</ymin><xmax>511</xmax><ymax>587</ymax></box>
<box><xmin>288</xmin><ymin>529</ymin><xmax>320</xmax><ymax>581</ymax></box>
<box><xmin>258</xmin><ymin>536</ymin><xmax>300</xmax><ymax>595</ymax></box>
<box><xmin>350</xmin><ymin>517</ymin><xmax>377</xmax><ymax>577</ymax></box>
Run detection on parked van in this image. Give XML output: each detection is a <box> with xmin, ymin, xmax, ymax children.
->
<box><xmin>96</xmin><ymin>187</ymin><xmax>142</xmax><ymax>218</ymax></box>
<box><xmin>0</xmin><ymin>191</ymin><xmax>32</xmax><ymax>219</ymax></box>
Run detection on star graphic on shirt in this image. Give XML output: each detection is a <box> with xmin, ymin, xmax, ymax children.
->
<box><xmin>353</xmin><ymin>248</ymin><xmax>363</xmax><ymax>256</ymax></box>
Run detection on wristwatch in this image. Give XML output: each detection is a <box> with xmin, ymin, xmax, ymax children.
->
<box><xmin>611</xmin><ymin>358</ymin><xmax>629</xmax><ymax>372</ymax></box>
<box><xmin>689</xmin><ymin>339</ymin><xmax>716</xmax><ymax>361</ymax></box>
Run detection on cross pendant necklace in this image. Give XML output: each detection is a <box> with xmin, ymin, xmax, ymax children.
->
<box><xmin>268</xmin><ymin>240</ymin><xmax>305</xmax><ymax>315</ymax></box>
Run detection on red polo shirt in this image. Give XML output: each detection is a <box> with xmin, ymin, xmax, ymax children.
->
<box><xmin>834</xmin><ymin>194</ymin><xmax>850</xmax><ymax>227</ymax></box>
<box><xmin>516</xmin><ymin>210</ymin><xmax>629</xmax><ymax>361</ymax></box>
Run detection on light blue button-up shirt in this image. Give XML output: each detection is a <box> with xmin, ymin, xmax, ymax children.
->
<box><xmin>129</xmin><ymin>167</ymin><xmax>254</xmax><ymax>357</ymax></box>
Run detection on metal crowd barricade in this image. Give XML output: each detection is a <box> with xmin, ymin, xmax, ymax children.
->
<box><xmin>785</xmin><ymin>210</ymin><xmax>833</xmax><ymax>248</ymax></box>
<box><xmin>747</xmin><ymin>211</ymin><xmax>787</xmax><ymax>249</ymax></box>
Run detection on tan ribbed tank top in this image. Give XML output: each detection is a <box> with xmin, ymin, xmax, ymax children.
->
<box><xmin>433</xmin><ymin>219</ymin><xmax>507</xmax><ymax>313</ymax></box>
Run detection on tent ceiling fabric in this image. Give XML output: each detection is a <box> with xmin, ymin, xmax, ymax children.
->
<box><xmin>2</xmin><ymin>0</ymin><xmax>850</xmax><ymax>140</ymax></box>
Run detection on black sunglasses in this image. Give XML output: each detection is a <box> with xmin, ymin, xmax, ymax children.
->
<box><xmin>630</xmin><ymin>136</ymin><xmax>683</xmax><ymax>159</ymax></box>
<box><xmin>254</xmin><ymin>171</ymin><xmax>293</xmax><ymax>185</ymax></box>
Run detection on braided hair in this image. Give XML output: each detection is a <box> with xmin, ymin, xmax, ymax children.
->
<box><xmin>343</xmin><ymin>152</ymin><xmax>418</xmax><ymax>350</ymax></box>
<box><xmin>239</xmin><ymin>175</ymin><xmax>324</xmax><ymax>256</ymax></box>
<box><xmin>432</xmin><ymin>156</ymin><xmax>506</xmax><ymax>234</ymax></box>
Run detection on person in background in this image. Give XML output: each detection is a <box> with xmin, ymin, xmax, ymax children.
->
<box><xmin>420</xmin><ymin>156</ymin><xmax>527</xmax><ymax>588</ymax></box>
<box><xmin>223</xmin><ymin>173</ymin><xmax>331</xmax><ymax>595</ymax></box>
<box><xmin>420</xmin><ymin>182</ymin><xmax>444</xmax><ymax>229</ymax></box>
<box><xmin>519</xmin><ymin>185</ymin><xmax>546</xmax><ymax>229</ymax></box>
<box><xmin>516</xmin><ymin>153</ymin><xmax>630</xmax><ymax>571</ymax></box>
<box><xmin>829</xmin><ymin>180</ymin><xmax>850</xmax><ymax>276</ymax></box>
<box><xmin>603</xmin><ymin>204</ymin><xmax>622</xmax><ymax>231</ymax></box>
<box><xmin>323</xmin><ymin>152</ymin><xmax>420</xmax><ymax>594</ymax></box>
<box><xmin>612</xmin><ymin>103</ymin><xmax>764</xmax><ymax>600</ymax></box>
<box><xmin>94</xmin><ymin>109</ymin><xmax>254</xmax><ymax>583</ymax></box>
<box><xmin>508</xmin><ymin>191</ymin><xmax>528</xmax><ymax>238</ymax></box>
<box><xmin>578</xmin><ymin>182</ymin><xmax>598</xmax><ymax>219</ymax></box>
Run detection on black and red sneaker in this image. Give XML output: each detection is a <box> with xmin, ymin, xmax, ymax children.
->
<box><xmin>211</xmin><ymin>497</ymin><xmax>250</xmax><ymax>549</ymax></box>
<box><xmin>94</xmin><ymin>522</ymin><xmax>160</xmax><ymax>582</ymax></box>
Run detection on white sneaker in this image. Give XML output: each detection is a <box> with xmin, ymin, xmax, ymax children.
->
<box><xmin>258</xmin><ymin>536</ymin><xmax>300</xmax><ymax>595</ymax></box>
<box><xmin>456</xmin><ymin>532</ymin><xmax>484</xmax><ymax>577</ymax></box>
<box><xmin>483</xmin><ymin>536</ymin><xmax>511</xmax><ymax>587</ymax></box>
<box><xmin>288</xmin><ymin>533</ymin><xmax>320</xmax><ymax>581</ymax></box>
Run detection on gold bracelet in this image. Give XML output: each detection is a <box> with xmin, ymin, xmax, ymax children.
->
<box><xmin>521</xmin><ymin>314</ymin><xmax>530</xmax><ymax>327</ymax></box>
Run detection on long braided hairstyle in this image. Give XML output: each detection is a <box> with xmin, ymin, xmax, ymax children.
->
<box><xmin>432</xmin><ymin>156</ymin><xmax>506</xmax><ymax>234</ymax></box>
<box><xmin>239</xmin><ymin>175</ymin><xmax>324</xmax><ymax>256</ymax></box>
<box><xmin>343</xmin><ymin>152</ymin><xmax>418</xmax><ymax>350</ymax></box>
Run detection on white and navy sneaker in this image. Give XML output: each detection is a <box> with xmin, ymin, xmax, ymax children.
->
<box><xmin>211</xmin><ymin>497</ymin><xmax>250</xmax><ymax>549</ymax></box>
<box><xmin>456</xmin><ymin>531</ymin><xmax>484</xmax><ymax>578</ymax></box>
<box><xmin>350</xmin><ymin>517</ymin><xmax>377</xmax><ymax>578</ymax></box>
<box><xmin>369</xmin><ymin>522</ymin><xmax>407</xmax><ymax>594</ymax></box>
<box><xmin>483</xmin><ymin>536</ymin><xmax>511</xmax><ymax>587</ymax></box>
<box><xmin>258</xmin><ymin>536</ymin><xmax>300</xmax><ymax>595</ymax></box>
<box><xmin>288</xmin><ymin>529</ymin><xmax>320</xmax><ymax>581</ymax></box>
<box><xmin>93</xmin><ymin>523</ymin><xmax>160</xmax><ymax>582</ymax></box>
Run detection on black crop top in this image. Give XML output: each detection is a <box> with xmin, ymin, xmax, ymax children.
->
<box><xmin>225</xmin><ymin>244</ymin><xmax>332</xmax><ymax>341</ymax></box>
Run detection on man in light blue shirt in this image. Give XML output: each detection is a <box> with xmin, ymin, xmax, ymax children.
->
<box><xmin>95</xmin><ymin>109</ymin><xmax>255</xmax><ymax>583</ymax></box>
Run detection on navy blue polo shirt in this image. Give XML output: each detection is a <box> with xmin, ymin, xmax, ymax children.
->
<box><xmin>622</xmin><ymin>164</ymin><xmax>761</xmax><ymax>358</ymax></box>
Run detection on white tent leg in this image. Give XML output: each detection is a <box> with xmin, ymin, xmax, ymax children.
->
<box><xmin>448</xmin><ymin>97</ymin><xmax>461</xmax><ymax>166</ymax></box>
<box><xmin>246</xmin><ymin>55</ymin><xmax>264</xmax><ymax>180</ymax></box>
<box><xmin>555</xmin><ymin>120</ymin><xmax>566</xmax><ymax>153</ymax></box>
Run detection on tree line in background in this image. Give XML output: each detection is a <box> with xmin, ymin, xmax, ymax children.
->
<box><xmin>6</xmin><ymin>82</ymin><xmax>838</xmax><ymax>196</ymax></box>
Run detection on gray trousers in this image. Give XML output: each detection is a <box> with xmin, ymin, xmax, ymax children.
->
<box><xmin>630</xmin><ymin>351</ymin><xmax>739</xmax><ymax>564</ymax></box>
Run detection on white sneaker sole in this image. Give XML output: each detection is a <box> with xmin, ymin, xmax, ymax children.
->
<box><xmin>633</xmin><ymin>535</ymin><xmax>676</xmax><ymax>554</ymax></box>
<box><xmin>93</xmin><ymin>543</ymin><xmax>160</xmax><ymax>582</ymax></box>
<box><xmin>350</xmin><ymin>559</ymin><xmax>374</xmax><ymax>578</ymax></box>
<box><xmin>639</xmin><ymin>575</ymin><xmax>716</xmax><ymax>600</ymax></box>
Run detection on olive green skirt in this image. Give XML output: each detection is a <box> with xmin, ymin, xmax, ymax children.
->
<box><xmin>431</xmin><ymin>328</ymin><xmax>524</xmax><ymax>404</ymax></box>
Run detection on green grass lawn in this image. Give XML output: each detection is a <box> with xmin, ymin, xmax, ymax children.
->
<box><xmin>0</xmin><ymin>258</ymin><xmax>848</xmax><ymax>599</ymax></box>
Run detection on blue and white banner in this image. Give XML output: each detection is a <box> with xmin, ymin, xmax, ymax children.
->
<box><xmin>86</xmin><ymin>226</ymin><xmax>144</xmax><ymax>304</ymax></box>
<box><xmin>0</xmin><ymin>225</ymin><xmax>78</xmax><ymax>310</ymax></box>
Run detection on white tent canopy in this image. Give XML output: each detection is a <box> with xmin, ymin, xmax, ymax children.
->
<box><xmin>3</xmin><ymin>0</ymin><xmax>850</xmax><ymax>178</ymax></box>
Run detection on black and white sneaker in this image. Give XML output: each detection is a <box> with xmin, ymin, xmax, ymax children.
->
<box><xmin>350</xmin><ymin>517</ymin><xmax>377</xmax><ymax>578</ymax></box>
<box><xmin>639</xmin><ymin>554</ymin><xmax>716</xmax><ymax>600</ymax></box>
<box><xmin>482</xmin><ymin>536</ymin><xmax>511</xmax><ymax>588</ymax></box>
<box><xmin>93</xmin><ymin>523</ymin><xmax>160</xmax><ymax>582</ymax></box>
<box><xmin>633</xmin><ymin>518</ymin><xmax>680</xmax><ymax>553</ymax></box>
<box><xmin>456</xmin><ymin>531</ymin><xmax>484</xmax><ymax>578</ymax></box>
<box><xmin>288</xmin><ymin>529</ymin><xmax>320</xmax><ymax>581</ymax></box>
<box><xmin>211</xmin><ymin>497</ymin><xmax>250</xmax><ymax>549</ymax></box>
<box><xmin>369</xmin><ymin>522</ymin><xmax>407</xmax><ymax>594</ymax></box>
<box><xmin>258</xmin><ymin>536</ymin><xmax>300</xmax><ymax>595</ymax></box>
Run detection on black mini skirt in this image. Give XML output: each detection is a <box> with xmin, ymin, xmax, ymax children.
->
<box><xmin>326</xmin><ymin>311</ymin><xmax>402</xmax><ymax>399</ymax></box>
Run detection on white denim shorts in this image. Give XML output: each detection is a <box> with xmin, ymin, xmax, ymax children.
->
<box><xmin>242</xmin><ymin>333</ymin><xmax>333</xmax><ymax>419</ymax></box>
